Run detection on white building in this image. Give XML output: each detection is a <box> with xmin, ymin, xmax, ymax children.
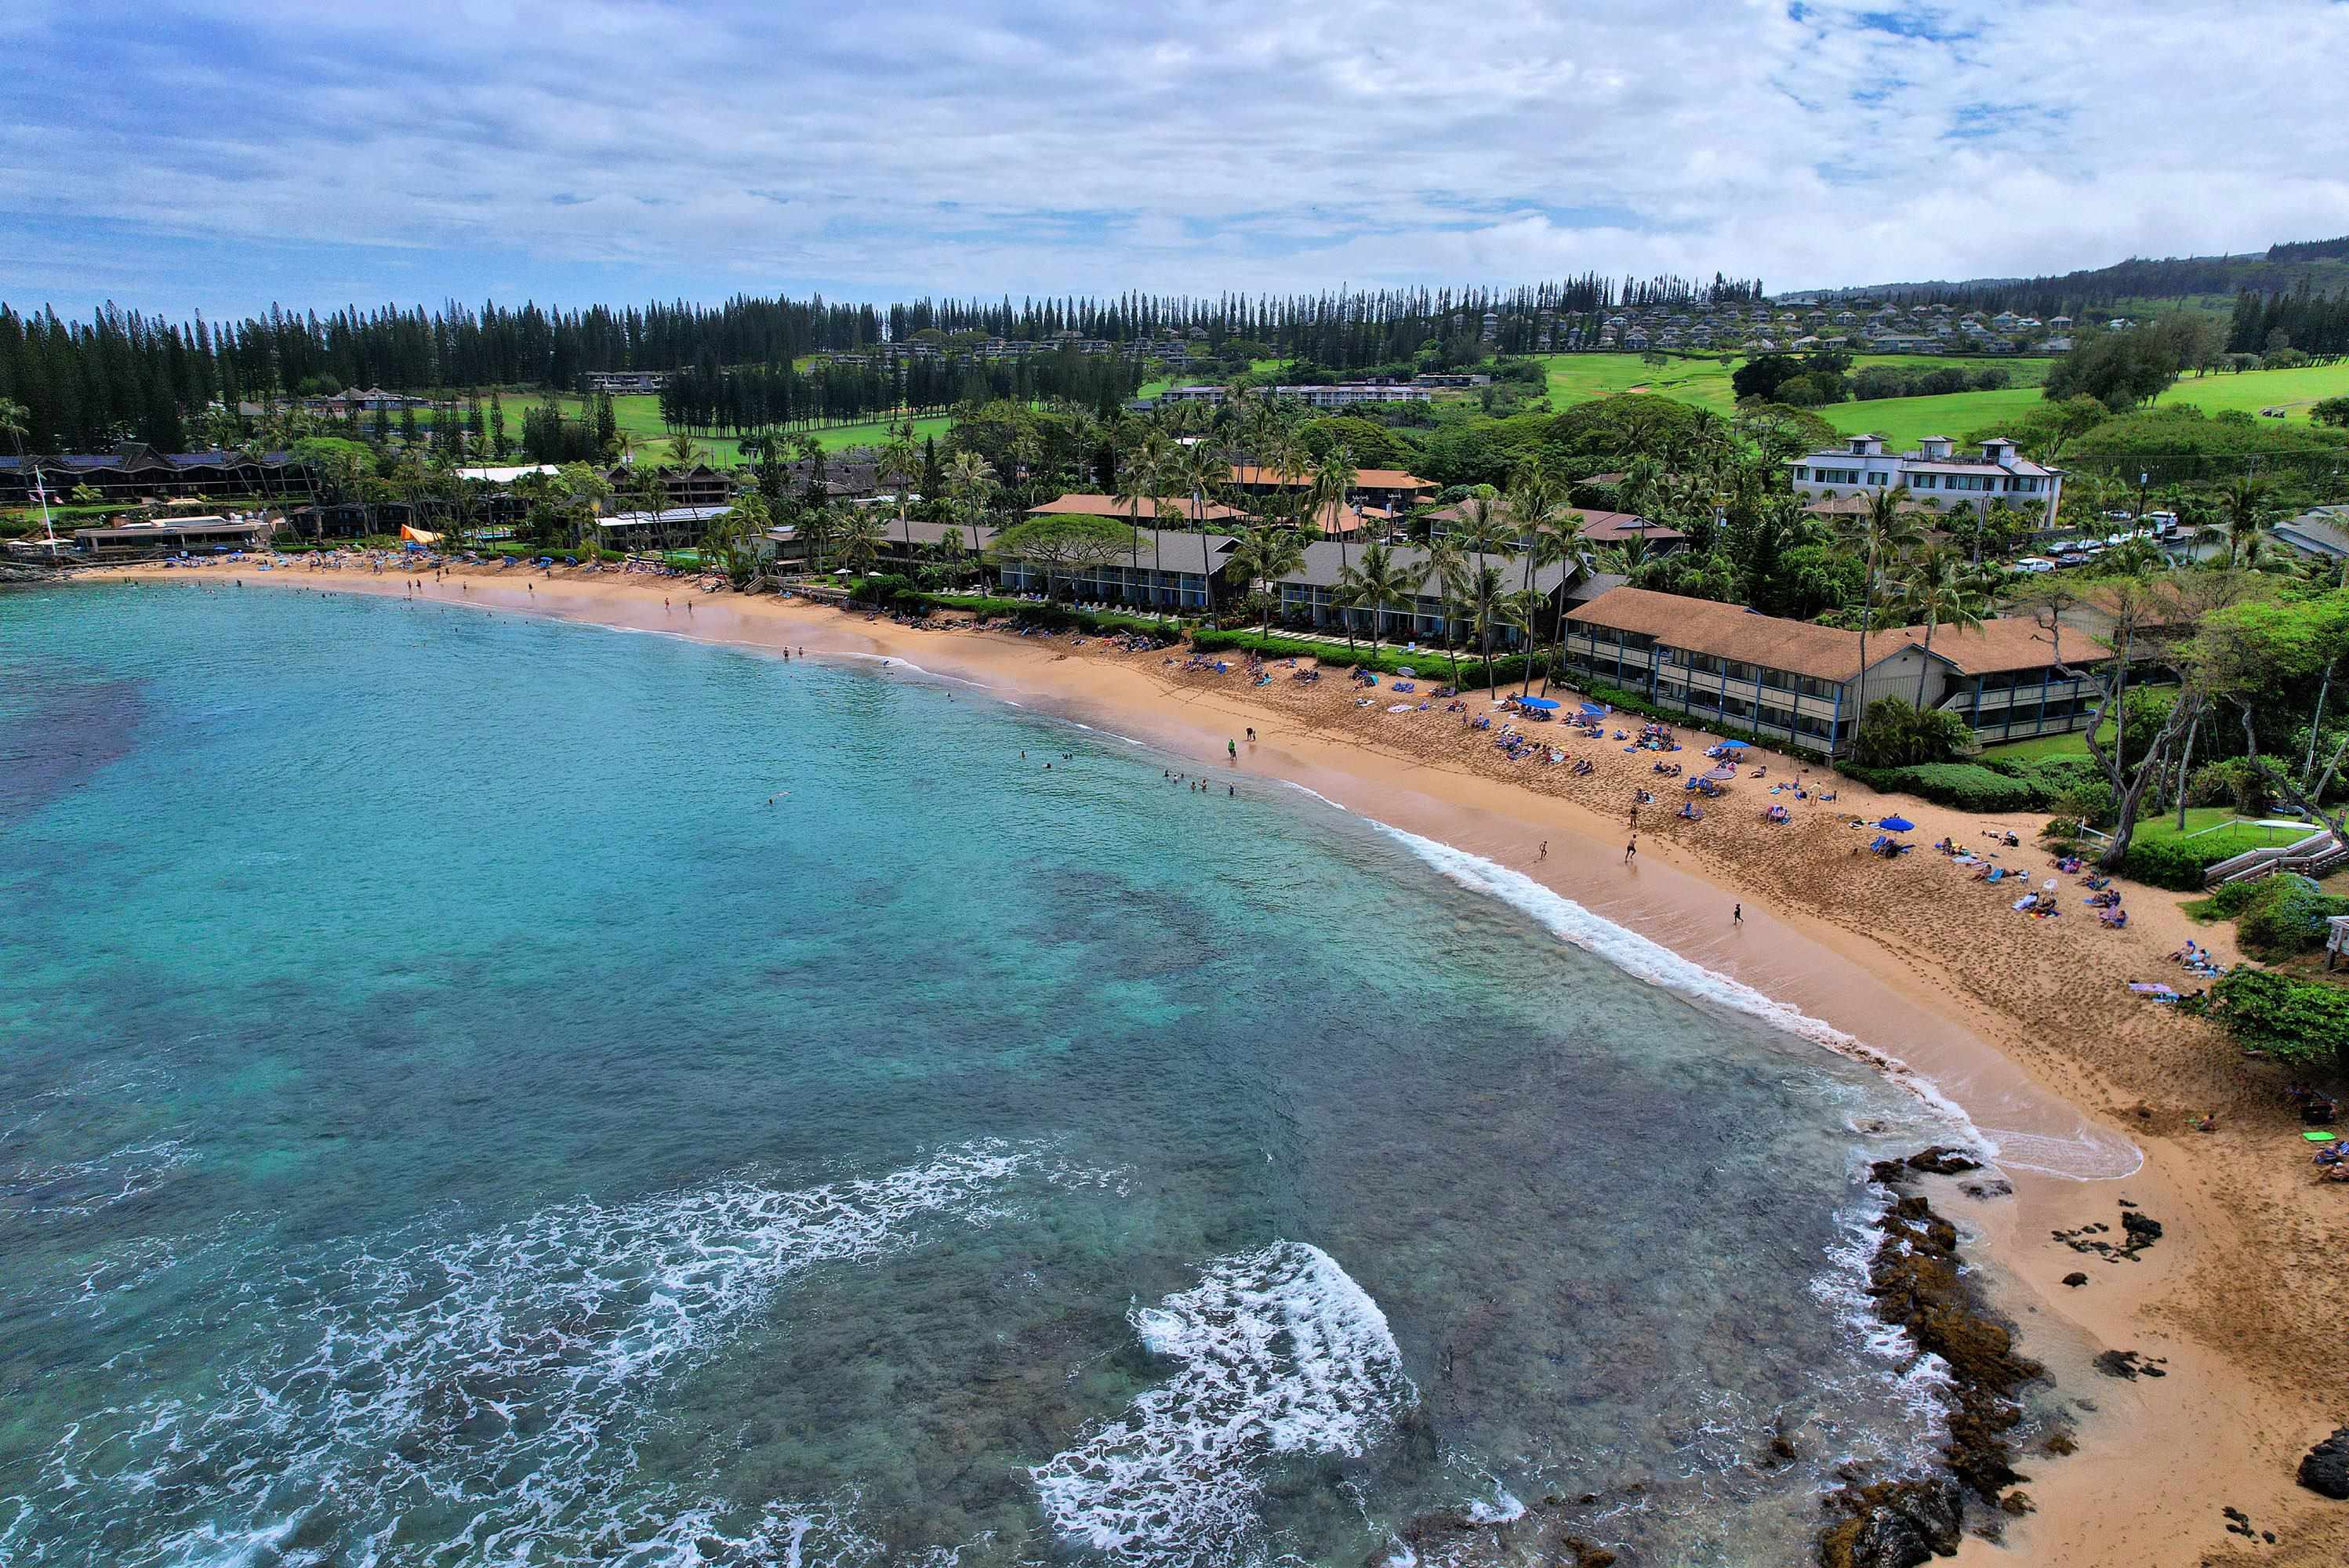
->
<box><xmin>1788</xmin><ymin>434</ymin><xmax>2064</xmax><ymax>521</ymax></box>
<box><xmin>1265</xmin><ymin>383</ymin><xmax>1433</xmax><ymax>410</ymax></box>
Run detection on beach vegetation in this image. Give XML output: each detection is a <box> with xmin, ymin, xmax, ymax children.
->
<box><xmin>986</xmin><ymin>514</ymin><xmax>1142</xmax><ymax>603</ymax></box>
<box><xmin>1847</xmin><ymin>698</ymin><xmax>1971</xmax><ymax>769</ymax></box>
<box><xmin>2199</xmin><ymin>967</ymin><xmax>2349</xmax><ymax>1072</ymax></box>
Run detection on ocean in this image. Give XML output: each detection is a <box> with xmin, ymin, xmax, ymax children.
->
<box><xmin>0</xmin><ymin>582</ymin><xmax>1963</xmax><ymax>1566</ymax></box>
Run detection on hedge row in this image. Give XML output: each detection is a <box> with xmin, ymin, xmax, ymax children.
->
<box><xmin>1835</xmin><ymin>752</ymin><xmax>2108</xmax><ymax>815</ymax></box>
<box><xmin>2118</xmin><ymin>835</ymin><xmax>2231</xmax><ymax>891</ymax></box>
<box><xmin>1188</xmin><ymin>627</ymin><xmax>1528</xmax><ymax>684</ymax></box>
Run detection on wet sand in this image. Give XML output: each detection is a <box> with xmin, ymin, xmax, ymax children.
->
<box><xmin>82</xmin><ymin>561</ymin><xmax>2349</xmax><ymax>1565</ymax></box>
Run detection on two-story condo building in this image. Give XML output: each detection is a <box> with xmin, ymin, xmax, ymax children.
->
<box><xmin>1558</xmin><ymin>586</ymin><xmax>2111</xmax><ymax>755</ymax></box>
<box><xmin>1788</xmin><ymin>435</ymin><xmax>2064</xmax><ymax>524</ymax></box>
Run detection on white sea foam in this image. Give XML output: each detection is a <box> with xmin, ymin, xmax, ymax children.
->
<box><xmin>2</xmin><ymin>1142</ymin><xmax>1058</xmax><ymax>1566</ymax></box>
<box><xmin>1033</xmin><ymin>1241</ymin><xmax>1417</xmax><ymax>1566</ymax></box>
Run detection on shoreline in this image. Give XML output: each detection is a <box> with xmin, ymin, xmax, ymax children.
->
<box><xmin>62</xmin><ymin>561</ymin><xmax>2349</xmax><ymax>1564</ymax></box>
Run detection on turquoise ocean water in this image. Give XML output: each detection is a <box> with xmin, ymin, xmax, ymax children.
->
<box><xmin>0</xmin><ymin>583</ymin><xmax>1959</xmax><ymax>1566</ymax></box>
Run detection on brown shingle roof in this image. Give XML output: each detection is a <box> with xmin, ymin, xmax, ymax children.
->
<box><xmin>1228</xmin><ymin>464</ymin><xmax>1432</xmax><ymax>492</ymax></box>
<box><xmin>1567</xmin><ymin>586</ymin><xmax>1874</xmax><ymax>682</ymax></box>
<box><xmin>1029</xmin><ymin>492</ymin><xmax>1247</xmax><ymax>523</ymax></box>
<box><xmin>1886</xmin><ymin>617</ymin><xmax>2108</xmax><ymax>675</ymax></box>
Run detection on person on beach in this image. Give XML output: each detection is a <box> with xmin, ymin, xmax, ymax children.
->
<box><xmin>1228</xmin><ymin>739</ymin><xmax>1238</xmax><ymax>762</ymax></box>
<box><xmin>1539</xmin><ymin>841</ymin><xmax>1548</xmax><ymax>861</ymax></box>
<box><xmin>1246</xmin><ymin>728</ymin><xmax>1256</xmax><ymax>742</ymax></box>
<box><xmin>1734</xmin><ymin>903</ymin><xmax>1743</xmax><ymax>926</ymax></box>
<box><xmin>1624</xmin><ymin>838</ymin><xmax>1637</xmax><ymax>863</ymax></box>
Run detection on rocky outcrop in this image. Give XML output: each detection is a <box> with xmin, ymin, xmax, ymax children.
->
<box><xmin>2298</xmin><ymin>1428</ymin><xmax>2349</xmax><ymax>1500</ymax></box>
<box><xmin>1825</xmin><ymin>1159</ymin><xmax>2046</xmax><ymax>1564</ymax></box>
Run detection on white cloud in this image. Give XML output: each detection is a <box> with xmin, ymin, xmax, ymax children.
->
<box><xmin>2</xmin><ymin>0</ymin><xmax>2344</xmax><ymax>311</ymax></box>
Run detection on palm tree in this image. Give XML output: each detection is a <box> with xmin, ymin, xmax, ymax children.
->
<box><xmin>1461</xmin><ymin>563</ymin><xmax>1509</xmax><ymax>697</ymax></box>
<box><xmin>878</xmin><ymin>430</ymin><xmax>921</xmax><ymax>570</ymax></box>
<box><xmin>1334</xmin><ymin>541</ymin><xmax>1414</xmax><ymax>659</ymax></box>
<box><xmin>1896</xmin><ymin>545</ymin><xmax>1988</xmax><ymax>707</ymax></box>
<box><xmin>1421</xmin><ymin>534</ymin><xmax>1468</xmax><ymax>685</ymax></box>
<box><xmin>1223</xmin><ymin>526</ymin><xmax>1307</xmax><ymax>634</ymax></box>
<box><xmin>834</xmin><ymin>507</ymin><xmax>885</xmax><ymax>577</ymax></box>
<box><xmin>1173</xmin><ymin>438</ymin><xmax>1231</xmax><ymax>619</ymax></box>
<box><xmin>1263</xmin><ymin>430</ymin><xmax>1311</xmax><ymax>530</ymax></box>
<box><xmin>1500</xmin><ymin>589</ymin><xmax>1545</xmax><ymax>693</ymax></box>
<box><xmin>944</xmin><ymin>450</ymin><xmax>996</xmax><ymax>590</ymax></box>
<box><xmin>1839</xmin><ymin>485</ymin><xmax>1924</xmax><ymax>744</ymax></box>
<box><xmin>1504</xmin><ymin>482</ymin><xmax>1576</xmax><ymax>695</ymax></box>
<box><xmin>2217</xmin><ymin>473</ymin><xmax>2275</xmax><ymax>568</ymax></box>
<box><xmin>1112</xmin><ymin>437</ymin><xmax>1172</xmax><ymax>597</ymax></box>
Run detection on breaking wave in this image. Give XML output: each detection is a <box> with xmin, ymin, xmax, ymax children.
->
<box><xmin>1033</xmin><ymin>1240</ymin><xmax>1416</xmax><ymax>1566</ymax></box>
<box><xmin>0</xmin><ymin>1142</ymin><xmax>1058</xmax><ymax>1566</ymax></box>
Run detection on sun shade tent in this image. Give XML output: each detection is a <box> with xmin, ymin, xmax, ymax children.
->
<box><xmin>1878</xmin><ymin>815</ymin><xmax>1916</xmax><ymax>832</ymax></box>
<box><xmin>1520</xmin><ymin>697</ymin><xmax>1560</xmax><ymax>710</ymax></box>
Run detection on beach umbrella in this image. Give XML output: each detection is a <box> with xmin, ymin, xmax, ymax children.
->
<box><xmin>1717</xmin><ymin>739</ymin><xmax>1749</xmax><ymax>750</ymax></box>
<box><xmin>1878</xmin><ymin>815</ymin><xmax>1915</xmax><ymax>832</ymax></box>
<box><xmin>1520</xmin><ymin>696</ymin><xmax>1560</xmax><ymax>710</ymax></box>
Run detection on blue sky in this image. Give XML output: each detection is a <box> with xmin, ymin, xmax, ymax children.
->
<box><xmin>3</xmin><ymin>0</ymin><xmax>2345</xmax><ymax>318</ymax></box>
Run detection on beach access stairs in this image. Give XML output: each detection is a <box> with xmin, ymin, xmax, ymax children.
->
<box><xmin>2202</xmin><ymin>827</ymin><xmax>2349</xmax><ymax>888</ymax></box>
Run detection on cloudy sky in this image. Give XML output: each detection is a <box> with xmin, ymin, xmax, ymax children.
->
<box><xmin>3</xmin><ymin>0</ymin><xmax>2345</xmax><ymax>318</ymax></box>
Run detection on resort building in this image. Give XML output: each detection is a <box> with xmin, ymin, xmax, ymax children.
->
<box><xmin>71</xmin><ymin>516</ymin><xmax>274</xmax><ymax>560</ymax></box>
<box><xmin>604</xmin><ymin>463</ymin><xmax>735</xmax><ymax>509</ymax></box>
<box><xmin>1226</xmin><ymin>464</ymin><xmax>1436</xmax><ymax>513</ymax></box>
<box><xmin>0</xmin><ymin>446</ymin><xmax>311</xmax><ymax>506</ymax></box>
<box><xmin>1558</xmin><ymin>586</ymin><xmax>2111</xmax><ymax>755</ymax></box>
<box><xmin>1788</xmin><ymin>435</ymin><xmax>2064</xmax><ymax>522</ymax></box>
<box><xmin>583</xmin><ymin>371</ymin><xmax>669</xmax><ymax>395</ymax></box>
<box><xmin>1263</xmin><ymin>383</ymin><xmax>1433</xmax><ymax>410</ymax></box>
<box><xmin>1026</xmin><ymin>492</ymin><xmax>1251</xmax><ymax>527</ymax></box>
<box><xmin>1418</xmin><ymin>503</ymin><xmax>1687</xmax><ymax>557</ymax></box>
<box><xmin>601</xmin><ymin>506</ymin><xmax>731</xmax><ymax>550</ymax></box>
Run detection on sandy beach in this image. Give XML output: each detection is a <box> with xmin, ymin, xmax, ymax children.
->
<box><xmin>75</xmin><ymin>559</ymin><xmax>2349</xmax><ymax>1565</ymax></box>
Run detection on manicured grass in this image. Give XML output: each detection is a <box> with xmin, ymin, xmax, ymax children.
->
<box><xmin>1816</xmin><ymin>361</ymin><xmax>2349</xmax><ymax>449</ymax></box>
<box><xmin>1978</xmin><ymin>726</ymin><xmax>2100</xmax><ymax>763</ymax></box>
<box><xmin>2129</xmin><ymin>809</ymin><xmax>2317</xmax><ymax>858</ymax></box>
<box><xmin>1817</xmin><ymin>387</ymin><xmax>2051</xmax><ymax>448</ymax></box>
<box><xmin>1533</xmin><ymin>350</ymin><xmax>2348</xmax><ymax>453</ymax></box>
<box><xmin>535</xmin><ymin>393</ymin><xmax>952</xmax><ymax>464</ymax></box>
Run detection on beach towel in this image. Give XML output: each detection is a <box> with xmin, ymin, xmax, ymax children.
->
<box><xmin>2306</xmin><ymin>1131</ymin><xmax>2339</xmax><ymax>1142</ymax></box>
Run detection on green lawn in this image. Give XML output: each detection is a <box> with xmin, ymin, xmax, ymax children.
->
<box><xmin>535</xmin><ymin>393</ymin><xmax>952</xmax><ymax>465</ymax></box>
<box><xmin>2128</xmin><ymin>808</ymin><xmax>2318</xmax><ymax>858</ymax></box>
<box><xmin>1532</xmin><ymin>350</ymin><xmax>2349</xmax><ymax>452</ymax></box>
<box><xmin>1978</xmin><ymin>726</ymin><xmax>2100</xmax><ymax>763</ymax></box>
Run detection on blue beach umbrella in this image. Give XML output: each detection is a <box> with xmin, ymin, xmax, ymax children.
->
<box><xmin>1878</xmin><ymin>815</ymin><xmax>1915</xmax><ymax>832</ymax></box>
<box><xmin>1520</xmin><ymin>696</ymin><xmax>1560</xmax><ymax>710</ymax></box>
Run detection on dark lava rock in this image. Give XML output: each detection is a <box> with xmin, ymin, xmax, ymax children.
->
<box><xmin>2298</xmin><ymin>1428</ymin><xmax>2349</xmax><ymax>1500</ymax></box>
<box><xmin>1999</xmin><ymin>1490</ymin><xmax>2035</xmax><ymax>1515</ymax></box>
<box><xmin>2093</xmin><ymin>1349</ymin><xmax>2166</xmax><ymax>1380</ymax></box>
<box><xmin>1817</xmin><ymin>1476</ymin><xmax>1966</xmax><ymax>1568</ymax></box>
<box><xmin>1959</xmin><ymin>1178</ymin><xmax>2012</xmax><ymax>1200</ymax></box>
<box><xmin>2062</xmin><ymin>1272</ymin><xmax>2089</xmax><ymax>1287</ymax></box>
<box><xmin>2120</xmin><ymin>1212</ymin><xmax>2163</xmax><ymax>1244</ymax></box>
<box><xmin>1907</xmin><ymin>1146</ymin><xmax>1983</xmax><ymax>1176</ymax></box>
<box><xmin>2043</xmin><ymin>1431</ymin><xmax>2078</xmax><ymax>1457</ymax></box>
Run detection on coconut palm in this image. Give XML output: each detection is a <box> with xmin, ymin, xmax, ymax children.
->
<box><xmin>878</xmin><ymin>430</ymin><xmax>921</xmax><ymax>568</ymax></box>
<box><xmin>944</xmin><ymin>450</ymin><xmax>996</xmax><ymax>589</ymax></box>
<box><xmin>1421</xmin><ymin>533</ymin><xmax>1468</xmax><ymax>684</ymax></box>
<box><xmin>2216</xmin><ymin>473</ymin><xmax>2276</xmax><ymax>568</ymax></box>
<box><xmin>1461</xmin><ymin>562</ymin><xmax>1509</xmax><ymax>697</ymax></box>
<box><xmin>1334</xmin><ymin>540</ymin><xmax>1416</xmax><ymax>658</ymax></box>
<box><xmin>833</xmin><ymin>506</ymin><xmax>885</xmax><ymax>577</ymax></box>
<box><xmin>1895</xmin><ymin>545</ymin><xmax>1988</xmax><ymax>707</ymax></box>
<box><xmin>1172</xmin><ymin>438</ymin><xmax>1231</xmax><ymax>619</ymax></box>
<box><xmin>1224</xmin><ymin>526</ymin><xmax>1307</xmax><ymax>634</ymax></box>
<box><xmin>1500</xmin><ymin>589</ymin><xmax>1545</xmax><ymax>692</ymax></box>
<box><xmin>1838</xmin><ymin>485</ymin><xmax>1925</xmax><ymax>743</ymax></box>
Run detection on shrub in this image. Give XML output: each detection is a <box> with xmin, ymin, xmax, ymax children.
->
<box><xmin>1880</xmin><ymin>763</ymin><xmax>2038</xmax><ymax>813</ymax></box>
<box><xmin>2235</xmin><ymin>875</ymin><xmax>2349</xmax><ymax>958</ymax></box>
<box><xmin>2119</xmin><ymin>834</ymin><xmax>2230</xmax><ymax>891</ymax></box>
<box><xmin>2203</xmin><ymin>967</ymin><xmax>2349</xmax><ymax>1071</ymax></box>
<box><xmin>1849</xmin><ymin>698</ymin><xmax>1972</xmax><ymax>769</ymax></box>
<box><xmin>2187</xmin><ymin>759</ymin><xmax>2271</xmax><ymax>815</ymax></box>
<box><xmin>2052</xmin><ymin>779</ymin><xmax>2118</xmax><ymax>828</ymax></box>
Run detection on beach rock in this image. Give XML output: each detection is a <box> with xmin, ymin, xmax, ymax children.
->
<box><xmin>2093</xmin><ymin>1349</ymin><xmax>2166</xmax><ymax>1381</ymax></box>
<box><xmin>2042</xmin><ymin>1431</ymin><xmax>2078</xmax><ymax>1456</ymax></box>
<box><xmin>1906</xmin><ymin>1147</ymin><xmax>1982</xmax><ymax>1176</ymax></box>
<box><xmin>1999</xmin><ymin>1490</ymin><xmax>2034</xmax><ymax>1515</ymax></box>
<box><xmin>2062</xmin><ymin>1272</ymin><xmax>2089</xmax><ymax>1287</ymax></box>
<box><xmin>2297</xmin><ymin>1428</ymin><xmax>2349</xmax><ymax>1500</ymax></box>
<box><xmin>2120</xmin><ymin>1212</ymin><xmax>2163</xmax><ymax>1244</ymax></box>
<box><xmin>1817</xmin><ymin>1476</ymin><xmax>1966</xmax><ymax>1568</ymax></box>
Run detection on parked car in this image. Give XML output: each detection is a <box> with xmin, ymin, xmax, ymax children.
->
<box><xmin>2012</xmin><ymin>557</ymin><xmax>2057</xmax><ymax>573</ymax></box>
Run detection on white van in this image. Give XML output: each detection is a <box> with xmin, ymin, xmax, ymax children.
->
<box><xmin>2012</xmin><ymin>557</ymin><xmax>2057</xmax><ymax>573</ymax></box>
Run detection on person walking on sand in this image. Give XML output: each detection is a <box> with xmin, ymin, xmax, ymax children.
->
<box><xmin>1733</xmin><ymin>903</ymin><xmax>1743</xmax><ymax>926</ymax></box>
<box><xmin>1539</xmin><ymin>840</ymin><xmax>1548</xmax><ymax>861</ymax></box>
<box><xmin>1623</xmin><ymin>837</ymin><xmax>1637</xmax><ymax>864</ymax></box>
<box><xmin>1228</xmin><ymin>738</ymin><xmax>1238</xmax><ymax>762</ymax></box>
